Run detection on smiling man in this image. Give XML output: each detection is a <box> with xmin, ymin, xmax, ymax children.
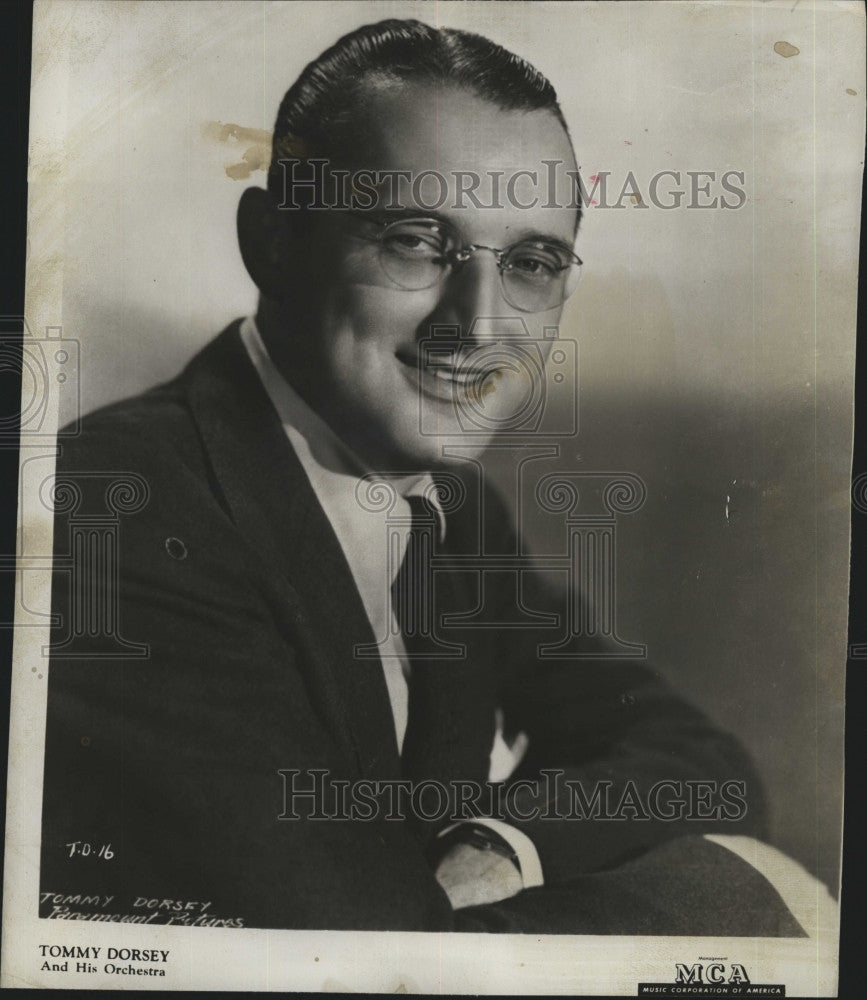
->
<box><xmin>39</xmin><ymin>18</ymin><xmax>807</xmax><ymax>934</ymax></box>
<box><xmin>242</xmin><ymin>72</ymin><xmax>580</xmax><ymax>471</ymax></box>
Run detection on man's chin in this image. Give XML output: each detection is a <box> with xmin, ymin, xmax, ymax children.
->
<box><xmin>336</xmin><ymin>407</ymin><xmax>493</xmax><ymax>473</ymax></box>
<box><xmin>377</xmin><ymin>428</ymin><xmax>492</xmax><ymax>474</ymax></box>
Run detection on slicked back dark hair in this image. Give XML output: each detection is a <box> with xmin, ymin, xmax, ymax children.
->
<box><xmin>266</xmin><ymin>17</ymin><xmax>572</xmax><ymax>195</ymax></box>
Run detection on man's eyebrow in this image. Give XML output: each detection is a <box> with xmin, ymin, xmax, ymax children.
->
<box><xmin>513</xmin><ymin>230</ymin><xmax>577</xmax><ymax>253</ymax></box>
<box><xmin>356</xmin><ymin>207</ymin><xmax>577</xmax><ymax>250</ymax></box>
<box><xmin>357</xmin><ymin>206</ymin><xmax>453</xmax><ymax>227</ymax></box>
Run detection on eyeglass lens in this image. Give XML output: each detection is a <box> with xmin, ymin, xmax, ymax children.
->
<box><xmin>376</xmin><ymin>219</ymin><xmax>581</xmax><ymax>313</ymax></box>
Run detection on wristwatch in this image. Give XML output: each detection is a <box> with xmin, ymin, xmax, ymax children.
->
<box><xmin>429</xmin><ymin>822</ymin><xmax>522</xmax><ymax>873</ymax></box>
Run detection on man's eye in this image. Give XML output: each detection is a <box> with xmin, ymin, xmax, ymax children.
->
<box><xmin>385</xmin><ymin>234</ymin><xmax>438</xmax><ymax>253</ymax></box>
<box><xmin>381</xmin><ymin>224</ymin><xmax>445</xmax><ymax>258</ymax></box>
<box><xmin>514</xmin><ymin>257</ymin><xmax>552</xmax><ymax>274</ymax></box>
<box><xmin>507</xmin><ymin>247</ymin><xmax>564</xmax><ymax>280</ymax></box>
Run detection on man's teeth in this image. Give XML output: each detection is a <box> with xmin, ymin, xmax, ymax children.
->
<box><xmin>431</xmin><ymin>367</ymin><xmax>486</xmax><ymax>385</ymax></box>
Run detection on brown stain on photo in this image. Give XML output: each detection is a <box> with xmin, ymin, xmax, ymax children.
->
<box><xmin>203</xmin><ymin>121</ymin><xmax>274</xmax><ymax>180</ymax></box>
<box><xmin>773</xmin><ymin>41</ymin><xmax>800</xmax><ymax>58</ymax></box>
<box><xmin>478</xmin><ymin>369</ymin><xmax>506</xmax><ymax>399</ymax></box>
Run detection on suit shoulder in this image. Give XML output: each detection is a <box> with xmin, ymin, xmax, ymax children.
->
<box><xmin>57</xmin><ymin>376</ymin><xmax>201</xmax><ymax>471</ymax></box>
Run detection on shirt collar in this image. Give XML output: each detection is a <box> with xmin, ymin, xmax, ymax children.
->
<box><xmin>238</xmin><ymin>316</ymin><xmax>446</xmax><ymax>540</ymax></box>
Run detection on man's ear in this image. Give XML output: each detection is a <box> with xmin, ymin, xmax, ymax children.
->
<box><xmin>237</xmin><ymin>187</ymin><xmax>295</xmax><ymax>301</ymax></box>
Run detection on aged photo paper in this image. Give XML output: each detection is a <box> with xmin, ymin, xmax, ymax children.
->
<box><xmin>2</xmin><ymin>0</ymin><xmax>863</xmax><ymax>993</ymax></box>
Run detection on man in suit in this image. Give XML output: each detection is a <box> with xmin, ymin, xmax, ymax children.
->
<box><xmin>40</xmin><ymin>18</ymin><xmax>806</xmax><ymax>934</ymax></box>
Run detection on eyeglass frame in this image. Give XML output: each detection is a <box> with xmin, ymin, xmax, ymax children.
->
<box><xmin>342</xmin><ymin>210</ymin><xmax>584</xmax><ymax>314</ymax></box>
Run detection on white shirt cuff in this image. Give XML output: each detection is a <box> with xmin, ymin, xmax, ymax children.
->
<box><xmin>441</xmin><ymin>817</ymin><xmax>545</xmax><ymax>889</ymax></box>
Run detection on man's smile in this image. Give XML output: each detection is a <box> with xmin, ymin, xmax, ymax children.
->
<box><xmin>395</xmin><ymin>347</ymin><xmax>510</xmax><ymax>403</ymax></box>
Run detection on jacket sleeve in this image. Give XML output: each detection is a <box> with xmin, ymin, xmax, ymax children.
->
<box><xmin>483</xmin><ymin>492</ymin><xmax>768</xmax><ymax>886</ymax></box>
<box><xmin>498</xmin><ymin>650</ymin><xmax>768</xmax><ymax>884</ymax></box>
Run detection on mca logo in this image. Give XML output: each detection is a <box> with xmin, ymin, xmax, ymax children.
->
<box><xmin>638</xmin><ymin>961</ymin><xmax>784</xmax><ymax>996</ymax></box>
<box><xmin>675</xmin><ymin>963</ymin><xmax>750</xmax><ymax>986</ymax></box>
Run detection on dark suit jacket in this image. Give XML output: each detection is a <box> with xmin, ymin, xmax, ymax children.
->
<box><xmin>39</xmin><ymin>321</ymin><xmax>803</xmax><ymax>935</ymax></box>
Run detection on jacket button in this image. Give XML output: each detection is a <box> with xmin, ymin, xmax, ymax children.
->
<box><xmin>165</xmin><ymin>536</ymin><xmax>188</xmax><ymax>560</ymax></box>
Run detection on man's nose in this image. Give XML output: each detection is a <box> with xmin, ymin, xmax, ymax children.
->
<box><xmin>434</xmin><ymin>253</ymin><xmax>510</xmax><ymax>342</ymax></box>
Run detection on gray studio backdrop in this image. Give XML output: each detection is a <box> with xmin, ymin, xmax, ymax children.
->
<box><xmin>35</xmin><ymin>0</ymin><xmax>862</xmax><ymax>891</ymax></box>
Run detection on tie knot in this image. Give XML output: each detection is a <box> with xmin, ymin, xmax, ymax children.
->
<box><xmin>403</xmin><ymin>486</ymin><xmax>448</xmax><ymax>546</ymax></box>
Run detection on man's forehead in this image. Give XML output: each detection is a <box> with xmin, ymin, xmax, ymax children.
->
<box><xmin>347</xmin><ymin>81</ymin><xmax>573</xmax><ymax>169</ymax></box>
<box><xmin>331</xmin><ymin>81</ymin><xmax>579</xmax><ymax>237</ymax></box>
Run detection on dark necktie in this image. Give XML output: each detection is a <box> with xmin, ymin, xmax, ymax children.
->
<box><xmin>393</xmin><ymin>494</ymin><xmax>496</xmax><ymax>796</ymax></box>
<box><xmin>391</xmin><ymin>495</ymin><xmax>450</xmax><ymax>658</ymax></box>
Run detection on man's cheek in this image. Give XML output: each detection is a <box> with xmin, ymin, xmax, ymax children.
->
<box><xmin>333</xmin><ymin>288</ymin><xmax>416</xmax><ymax>342</ymax></box>
<box><xmin>357</xmin><ymin>283</ymin><xmax>441</xmax><ymax>327</ymax></box>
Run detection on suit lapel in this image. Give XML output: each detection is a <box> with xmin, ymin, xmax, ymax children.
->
<box><xmin>182</xmin><ymin>322</ymin><xmax>401</xmax><ymax>780</ymax></box>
